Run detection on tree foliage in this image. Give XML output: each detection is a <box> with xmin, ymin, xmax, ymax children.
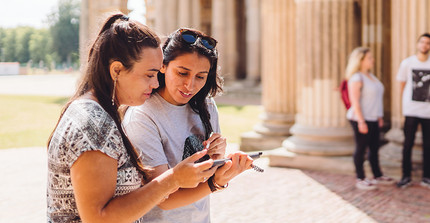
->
<box><xmin>48</xmin><ymin>0</ymin><xmax>80</xmax><ymax>66</ymax></box>
<box><xmin>2</xmin><ymin>29</ymin><xmax>18</xmax><ymax>62</ymax></box>
<box><xmin>0</xmin><ymin>0</ymin><xmax>80</xmax><ymax>69</ymax></box>
<box><xmin>16</xmin><ymin>27</ymin><xmax>35</xmax><ymax>63</ymax></box>
<box><xmin>29</xmin><ymin>29</ymin><xmax>53</xmax><ymax>66</ymax></box>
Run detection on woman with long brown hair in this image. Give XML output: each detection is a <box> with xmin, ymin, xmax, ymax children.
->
<box><xmin>47</xmin><ymin>14</ymin><xmax>216</xmax><ymax>223</ymax></box>
<box><xmin>123</xmin><ymin>28</ymin><xmax>253</xmax><ymax>222</ymax></box>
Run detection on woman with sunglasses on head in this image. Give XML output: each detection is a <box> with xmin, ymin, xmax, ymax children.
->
<box><xmin>122</xmin><ymin>28</ymin><xmax>253</xmax><ymax>222</ymax></box>
<box><xmin>47</xmin><ymin>15</ymin><xmax>218</xmax><ymax>223</ymax></box>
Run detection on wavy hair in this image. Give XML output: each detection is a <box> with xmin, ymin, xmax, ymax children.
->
<box><xmin>48</xmin><ymin>13</ymin><xmax>160</xmax><ymax>181</ymax></box>
<box><xmin>156</xmin><ymin>28</ymin><xmax>223</xmax><ymax>139</ymax></box>
<box><xmin>345</xmin><ymin>47</ymin><xmax>370</xmax><ymax>80</ymax></box>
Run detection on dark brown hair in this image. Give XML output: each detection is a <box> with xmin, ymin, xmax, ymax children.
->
<box><xmin>156</xmin><ymin>28</ymin><xmax>223</xmax><ymax>139</ymax></box>
<box><xmin>48</xmin><ymin>14</ymin><xmax>160</xmax><ymax>181</ymax></box>
<box><xmin>418</xmin><ymin>33</ymin><xmax>430</xmax><ymax>41</ymax></box>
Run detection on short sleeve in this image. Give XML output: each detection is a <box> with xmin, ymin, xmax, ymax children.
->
<box><xmin>207</xmin><ymin>97</ymin><xmax>221</xmax><ymax>133</ymax></box>
<box><xmin>123</xmin><ymin>106</ymin><xmax>168</xmax><ymax>167</ymax></box>
<box><xmin>349</xmin><ymin>73</ymin><xmax>362</xmax><ymax>83</ymax></box>
<box><xmin>60</xmin><ymin>101</ymin><xmax>127</xmax><ymax>168</ymax></box>
<box><xmin>396</xmin><ymin>59</ymin><xmax>409</xmax><ymax>82</ymax></box>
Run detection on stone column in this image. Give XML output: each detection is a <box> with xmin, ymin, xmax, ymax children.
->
<box><xmin>360</xmin><ymin>0</ymin><xmax>392</xmax><ymax>117</ymax></box>
<box><xmin>152</xmin><ymin>0</ymin><xmax>178</xmax><ymax>36</ymax></box>
<box><xmin>79</xmin><ymin>0</ymin><xmax>129</xmax><ymax>69</ymax></box>
<box><xmin>383</xmin><ymin>0</ymin><xmax>430</xmax><ymax>175</ymax></box>
<box><xmin>244</xmin><ymin>0</ymin><xmax>261</xmax><ymax>86</ymax></box>
<box><xmin>177</xmin><ymin>0</ymin><xmax>201</xmax><ymax>30</ymax></box>
<box><xmin>240</xmin><ymin>0</ymin><xmax>296</xmax><ymax>151</ymax></box>
<box><xmin>211</xmin><ymin>0</ymin><xmax>237</xmax><ymax>79</ymax></box>
<box><xmin>177</xmin><ymin>0</ymin><xmax>192</xmax><ymax>28</ymax></box>
<box><xmin>191</xmin><ymin>0</ymin><xmax>201</xmax><ymax>29</ymax></box>
<box><xmin>79</xmin><ymin>0</ymin><xmax>89</xmax><ymax>66</ymax></box>
<box><xmin>282</xmin><ymin>0</ymin><xmax>359</xmax><ymax>156</ymax></box>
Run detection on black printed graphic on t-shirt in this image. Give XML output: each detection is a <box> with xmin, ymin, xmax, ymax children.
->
<box><xmin>182</xmin><ymin>134</ymin><xmax>204</xmax><ymax>160</ymax></box>
<box><xmin>412</xmin><ymin>69</ymin><xmax>430</xmax><ymax>102</ymax></box>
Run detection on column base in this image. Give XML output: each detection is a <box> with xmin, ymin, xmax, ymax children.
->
<box><xmin>254</xmin><ymin>112</ymin><xmax>294</xmax><ymax>136</ymax></box>
<box><xmin>385</xmin><ymin>127</ymin><xmax>422</xmax><ymax>145</ymax></box>
<box><xmin>239</xmin><ymin>131</ymin><xmax>288</xmax><ymax>152</ymax></box>
<box><xmin>383</xmin><ymin>127</ymin><xmax>423</xmax><ymax>177</ymax></box>
<box><xmin>266</xmin><ymin>147</ymin><xmax>411</xmax><ymax>179</ymax></box>
<box><xmin>283</xmin><ymin>124</ymin><xmax>354</xmax><ymax>156</ymax></box>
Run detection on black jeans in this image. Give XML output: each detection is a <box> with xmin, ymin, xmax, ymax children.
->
<box><xmin>401</xmin><ymin>116</ymin><xmax>430</xmax><ymax>178</ymax></box>
<box><xmin>350</xmin><ymin>120</ymin><xmax>383</xmax><ymax>179</ymax></box>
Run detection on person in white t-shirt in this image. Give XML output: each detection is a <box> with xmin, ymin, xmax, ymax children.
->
<box><xmin>345</xmin><ymin>47</ymin><xmax>394</xmax><ymax>190</ymax></box>
<box><xmin>123</xmin><ymin>28</ymin><xmax>254</xmax><ymax>223</ymax></box>
<box><xmin>396</xmin><ymin>33</ymin><xmax>430</xmax><ymax>189</ymax></box>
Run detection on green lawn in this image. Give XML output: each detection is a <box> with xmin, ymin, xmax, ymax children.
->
<box><xmin>0</xmin><ymin>95</ymin><xmax>69</xmax><ymax>149</ymax></box>
<box><xmin>0</xmin><ymin>95</ymin><xmax>261</xmax><ymax>149</ymax></box>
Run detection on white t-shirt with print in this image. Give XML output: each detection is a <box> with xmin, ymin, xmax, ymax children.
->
<box><xmin>396</xmin><ymin>55</ymin><xmax>430</xmax><ymax>118</ymax></box>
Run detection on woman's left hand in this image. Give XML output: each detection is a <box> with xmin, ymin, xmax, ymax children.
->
<box><xmin>203</xmin><ymin>133</ymin><xmax>226</xmax><ymax>160</ymax></box>
<box><xmin>212</xmin><ymin>152</ymin><xmax>253</xmax><ymax>187</ymax></box>
<box><xmin>378</xmin><ymin>118</ymin><xmax>384</xmax><ymax>128</ymax></box>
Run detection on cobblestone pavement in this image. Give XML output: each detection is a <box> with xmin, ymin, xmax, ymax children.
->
<box><xmin>1</xmin><ymin>147</ymin><xmax>430</xmax><ymax>223</ymax></box>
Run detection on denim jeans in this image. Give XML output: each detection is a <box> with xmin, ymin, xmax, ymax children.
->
<box><xmin>401</xmin><ymin>116</ymin><xmax>430</xmax><ymax>178</ymax></box>
<box><xmin>350</xmin><ymin>120</ymin><xmax>383</xmax><ymax>179</ymax></box>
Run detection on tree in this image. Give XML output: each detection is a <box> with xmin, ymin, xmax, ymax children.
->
<box><xmin>48</xmin><ymin>0</ymin><xmax>80</xmax><ymax>66</ymax></box>
<box><xmin>3</xmin><ymin>29</ymin><xmax>17</xmax><ymax>62</ymax></box>
<box><xmin>16</xmin><ymin>27</ymin><xmax>35</xmax><ymax>63</ymax></box>
<box><xmin>0</xmin><ymin>28</ymin><xmax>6</xmax><ymax>61</ymax></box>
<box><xmin>29</xmin><ymin>29</ymin><xmax>52</xmax><ymax>67</ymax></box>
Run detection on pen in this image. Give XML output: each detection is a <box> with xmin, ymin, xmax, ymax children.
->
<box><xmin>206</xmin><ymin>132</ymin><xmax>214</xmax><ymax>149</ymax></box>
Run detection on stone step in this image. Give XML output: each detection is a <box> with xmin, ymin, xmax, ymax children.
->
<box><xmin>266</xmin><ymin>142</ymin><xmax>424</xmax><ymax>181</ymax></box>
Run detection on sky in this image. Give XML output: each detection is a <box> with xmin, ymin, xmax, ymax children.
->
<box><xmin>0</xmin><ymin>0</ymin><xmax>145</xmax><ymax>28</ymax></box>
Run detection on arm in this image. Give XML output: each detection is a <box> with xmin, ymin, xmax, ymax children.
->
<box><xmin>399</xmin><ymin>81</ymin><xmax>406</xmax><ymax>98</ymax></box>
<box><xmin>349</xmin><ymin>80</ymin><xmax>368</xmax><ymax>134</ymax></box>
<box><xmin>71</xmin><ymin>149</ymin><xmax>214</xmax><ymax>223</ymax></box>
<box><xmin>155</xmin><ymin>152</ymin><xmax>253</xmax><ymax>210</ymax></box>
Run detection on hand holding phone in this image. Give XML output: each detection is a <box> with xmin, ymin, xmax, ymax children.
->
<box><xmin>210</xmin><ymin>152</ymin><xmax>263</xmax><ymax>168</ymax></box>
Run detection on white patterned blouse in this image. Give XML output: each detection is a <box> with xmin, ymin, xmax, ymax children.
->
<box><xmin>47</xmin><ymin>99</ymin><xmax>144</xmax><ymax>223</ymax></box>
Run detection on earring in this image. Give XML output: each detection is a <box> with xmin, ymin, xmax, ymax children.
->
<box><xmin>112</xmin><ymin>76</ymin><xmax>117</xmax><ymax>106</ymax></box>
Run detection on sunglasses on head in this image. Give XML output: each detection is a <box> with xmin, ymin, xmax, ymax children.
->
<box><xmin>179</xmin><ymin>29</ymin><xmax>217</xmax><ymax>50</ymax></box>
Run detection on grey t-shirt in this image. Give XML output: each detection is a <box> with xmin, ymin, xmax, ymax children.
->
<box><xmin>346</xmin><ymin>72</ymin><xmax>384</xmax><ymax>121</ymax></box>
<box><xmin>122</xmin><ymin>92</ymin><xmax>220</xmax><ymax>223</ymax></box>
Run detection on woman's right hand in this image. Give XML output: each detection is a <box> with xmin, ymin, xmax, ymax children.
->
<box><xmin>171</xmin><ymin>149</ymin><xmax>217</xmax><ymax>188</ymax></box>
<box><xmin>211</xmin><ymin>152</ymin><xmax>253</xmax><ymax>187</ymax></box>
<box><xmin>358</xmin><ymin>121</ymin><xmax>368</xmax><ymax>134</ymax></box>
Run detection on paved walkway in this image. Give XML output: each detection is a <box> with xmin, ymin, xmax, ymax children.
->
<box><xmin>0</xmin><ymin>73</ymin><xmax>78</xmax><ymax>96</ymax></box>
<box><xmin>1</xmin><ymin>146</ymin><xmax>430</xmax><ymax>223</ymax></box>
<box><xmin>1</xmin><ymin>74</ymin><xmax>430</xmax><ymax>222</ymax></box>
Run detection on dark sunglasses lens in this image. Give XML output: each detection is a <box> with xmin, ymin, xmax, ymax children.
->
<box><xmin>201</xmin><ymin>38</ymin><xmax>215</xmax><ymax>49</ymax></box>
<box><xmin>181</xmin><ymin>34</ymin><xmax>197</xmax><ymax>44</ymax></box>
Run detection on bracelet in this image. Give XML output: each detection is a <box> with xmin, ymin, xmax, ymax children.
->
<box><xmin>208</xmin><ymin>176</ymin><xmax>228</xmax><ymax>193</ymax></box>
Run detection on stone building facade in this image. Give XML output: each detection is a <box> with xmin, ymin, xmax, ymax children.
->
<box><xmin>79</xmin><ymin>0</ymin><xmax>430</xmax><ymax>174</ymax></box>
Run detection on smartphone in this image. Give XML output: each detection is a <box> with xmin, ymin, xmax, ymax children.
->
<box><xmin>210</xmin><ymin>152</ymin><xmax>263</xmax><ymax>168</ymax></box>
